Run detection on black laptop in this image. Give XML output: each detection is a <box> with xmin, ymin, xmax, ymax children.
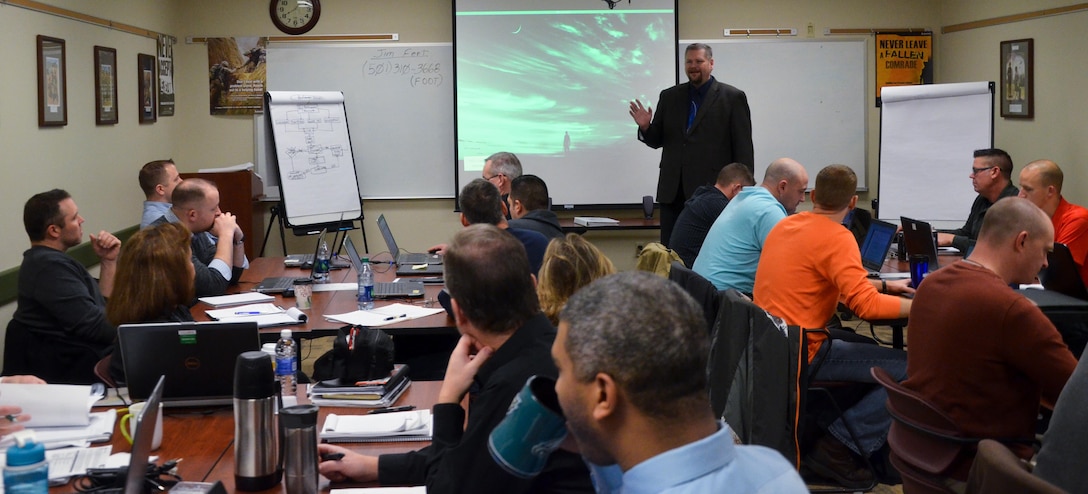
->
<box><xmin>257</xmin><ymin>230</ymin><xmax>329</xmax><ymax>293</ymax></box>
<box><xmin>376</xmin><ymin>214</ymin><xmax>444</xmax><ymax>276</ymax></box>
<box><xmin>1039</xmin><ymin>242</ymin><xmax>1088</xmax><ymax>300</ymax></box>
<box><xmin>900</xmin><ymin>216</ymin><xmax>942</xmax><ymax>272</ymax></box>
<box><xmin>344</xmin><ymin>236</ymin><xmax>425</xmax><ymax>298</ymax></box>
<box><xmin>859</xmin><ymin>219</ymin><xmax>903</xmax><ymax>277</ymax></box>
<box><xmin>119</xmin><ymin>321</ymin><xmax>260</xmax><ymax>407</ymax></box>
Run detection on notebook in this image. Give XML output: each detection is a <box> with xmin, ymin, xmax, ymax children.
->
<box><xmin>1039</xmin><ymin>242</ymin><xmax>1088</xmax><ymax>300</ymax></box>
<box><xmin>343</xmin><ymin>236</ymin><xmax>425</xmax><ymax>298</ymax></box>
<box><xmin>257</xmin><ymin>229</ymin><xmax>329</xmax><ymax>293</ymax></box>
<box><xmin>124</xmin><ymin>375</ymin><xmax>165</xmax><ymax>493</ymax></box>
<box><xmin>119</xmin><ymin>321</ymin><xmax>260</xmax><ymax>407</ymax></box>
<box><xmin>859</xmin><ymin>219</ymin><xmax>898</xmax><ymax>276</ymax></box>
<box><xmin>900</xmin><ymin>216</ymin><xmax>942</xmax><ymax>272</ymax></box>
<box><xmin>377</xmin><ymin>214</ymin><xmax>444</xmax><ymax>267</ymax></box>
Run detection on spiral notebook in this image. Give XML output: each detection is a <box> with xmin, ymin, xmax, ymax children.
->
<box><xmin>320</xmin><ymin>409</ymin><xmax>432</xmax><ymax>443</ymax></box>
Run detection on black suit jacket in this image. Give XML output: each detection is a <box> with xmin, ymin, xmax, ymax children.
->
<box><xmin>640</xmin><ymin>79</ymin><xmax>754</xmax><ymax>204</ymax></box>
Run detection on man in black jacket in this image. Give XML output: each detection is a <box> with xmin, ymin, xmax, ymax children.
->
<box><xmin>318</xmin><ymin>224</ymin><xmax>593</xmax><ymax>493</ymax></box>
<box><xmin>630</xmin><ymin>43</ymin><xmax>754</xmax><ymax>245</ymax></box>
<box><xmin>509</xmin><ymin>174</ymin><xmax>564</xmax><ymax>241</ymax></box>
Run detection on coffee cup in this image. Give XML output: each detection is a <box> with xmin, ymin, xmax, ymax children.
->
<box><xmin>294</xmin><ymin>279</ymin><xmax>313</xmax><ymax>310</ymax></box>
<box><xmin>487</xmin><ymin>375</ymin><xmax>568</xmax><ymax>478</ymax></box>
<box><xmin>120</xmin><ymin>400</ymin><xmax>163</xmax><ymax>451</ymax></box>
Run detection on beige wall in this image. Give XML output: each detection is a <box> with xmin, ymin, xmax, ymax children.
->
<box><xmin>2</xmin><ymin>0</ymin><xmax>1085</xmax><ymax>322</ymax></box>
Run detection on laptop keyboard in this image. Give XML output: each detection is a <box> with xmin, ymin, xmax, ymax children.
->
<box><xmin>399</xmin><ymin>252</ymin><xmax>439</xmax><ymax>265</ymax></box>
<box><xmin>259</xmin><ymin>277</ymin><xmax>298</xmax><ymax>292</ymax></box>
<box><xmin>374</xmin><ymin>282</ymin><xmax>425</xmax><ymax>298</ymax></box>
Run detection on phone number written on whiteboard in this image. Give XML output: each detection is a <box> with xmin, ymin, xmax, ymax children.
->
<box><xmin>361</xmin><ymin>48</ymin><xmax>444</xmax><ymax>88</ymax></box>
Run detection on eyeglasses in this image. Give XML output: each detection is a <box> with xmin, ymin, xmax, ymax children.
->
<box><xmin>971</xmin><ymin>166</ymin><xmax>996</xmax><ymax>175</ymax></box>
<box><xmin>483</xmin><ymin>173</ymin><xmax>505</xmax><ymax>183</ymax></box>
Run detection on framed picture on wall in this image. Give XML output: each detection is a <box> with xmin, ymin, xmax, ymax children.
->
<box><xmin>1000</xmin><ymin>38</ymin><xmax>1033</xmax><ymax>119</ymax></box>
<box><xmin>37</xmin><ymin>35</ymin><xmax>67</xmax><ymax>127</ymax></box>
<box><xmin>138</xmin><ymin>53</ymin><xmax>157</xmax><ymax>123</ymax></box>
<box><xmin>94</xmin><ymin>46</ymin><xmax>118</xmax><ymax>125</ymax></box>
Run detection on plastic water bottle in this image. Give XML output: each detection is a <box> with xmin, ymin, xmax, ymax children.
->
<box><xmin>313</xmin><ymin>240</ymin><xmax>330</xmax><ymax>282</ymax></box>
<box><xmin>275</xmin><ymin>329</ymin><xmax>297</xmax><ymax>396</ymax></box>
<box><xmin>4</xmin><ymin>431</ymin><xmax>48</xmax><ymax>494</ymax></box>
<box><xmin>358</xmin><ymin>257</ymin><xmax>375</xmax><ymax>310</ymax></box>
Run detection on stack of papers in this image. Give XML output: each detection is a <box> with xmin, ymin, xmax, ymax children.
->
<box><xmin>310</xmin><ymin>378</ymin><xmax>410</xmax><ymax>408</ymax></box>
<box><xmin>205</xmin><ymin>303</ymin><xmax>307</xmax><ymax>327</ymax></box>
<box><xmin>198</xmin><ymin>292</ymin><xmax>275</xmax><ymax>307</ymax></box>
<box><xmin>573</xmin><ymin>216</ymin><xmax>619</xmax><ymax>227</ymax></box>
<box><xmin>0</xmin><ymin>384</ymin><xmax>114</xmax><ymax>449</ymax></box>
<box><xmin>320</xmin><ymin>410</ymin><xmax>432</xmax><ymax>443</ymax></box>
<box><xmin>324</xmin><ymin>303</ymin><xmax>445</xmax><ymax>327</ymax></box>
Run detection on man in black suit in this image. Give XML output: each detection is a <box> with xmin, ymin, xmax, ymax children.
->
<box><xmin>630</xmin><ymin>43</ymin><xmax>754</xmax><ymax>245</ymax></box>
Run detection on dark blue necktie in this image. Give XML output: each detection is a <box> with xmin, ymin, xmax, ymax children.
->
<box><xmin>687</xmin><ymin>100</ymin><xmax>697</xmax><ymax>132</ymax></box>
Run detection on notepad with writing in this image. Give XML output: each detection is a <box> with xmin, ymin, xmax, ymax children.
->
<box><xmin>205</xmin><ymin>303</ymin><xmax>307</xmax><ymax>327</ymax></box>
<box><xmin>320</xmin><ymin>409</ymin><xmax>432</xmax><ymax>443</ymax></box>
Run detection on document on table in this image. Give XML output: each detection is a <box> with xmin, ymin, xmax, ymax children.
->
<box><xmin>205</xmin><ymin>303</ymin><xmax>307</xmax><ymax>327</ymax></box>
<box><xmin>325</xmin><ymin>303</ymin><xmax>445</xmax><ymax>327</ymax></box>
<box><xmin>0</xmin><ymin>383</ymin><xmax>98</xmax><ymax>427</ymax></box>
<box><xmin>198</xmin><ymin>292</ymin><xmax>275</xmax><ymax>307</ymax></box>
<box><xmin>0</xmin><ymin>445</ymin><xmax>112</xmax><ymax>488</ymax></box>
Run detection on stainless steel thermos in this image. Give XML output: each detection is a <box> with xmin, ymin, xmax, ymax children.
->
<box><xmin>281</xmin><ymin>405</ymin><xmax>319</xmax><ymax>494</ymax></box>
<box><xmin>234</xmin><ymin>351</ymin><xmax>283</xmax><ymax>491</ymax></box>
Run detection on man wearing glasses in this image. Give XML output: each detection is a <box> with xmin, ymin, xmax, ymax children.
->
<box><xmin>481</xmin><ymin>151</ymin><xmax>522</xmax><ymax>218</ymax></box>
<box><xmin>937</xmin><ymin>148</ymin><xmax>1019</xmax><ymax>252</ymax></box>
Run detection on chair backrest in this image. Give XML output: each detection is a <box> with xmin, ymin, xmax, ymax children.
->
<box><xmin>871</xmin><ymin>366</ymin><xmax>976</xmax><ymax>480</ymax></box>
<box><xmin>708</xmin><ymin>290</ymin><xmax>804</xmax><ymax>467</ymax></box>
<box><xmin>667</xmin><ymin>261</ymin><xmax>722</xmax><ymax>333</ymax></box>
<box><xmin>966</xmin><ymin>440</ymin><xmax>1067</xmax><ymax>494</ymax></box>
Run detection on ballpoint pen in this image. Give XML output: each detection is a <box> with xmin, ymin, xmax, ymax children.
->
<box><xmin>382</xmin><ymin>314</ymin><xmax>408</xmax><ymax>321</ymax></box>
<box><xmin>235</xmin><ymin>311</ymin><xmax>263</xmax><ymax>315</ymax></box>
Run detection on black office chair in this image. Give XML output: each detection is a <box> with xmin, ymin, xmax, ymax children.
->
<box><xmin>667</xmin><ymin>261</ymin><xmax>722</xmax><ymax>333</ymax></box>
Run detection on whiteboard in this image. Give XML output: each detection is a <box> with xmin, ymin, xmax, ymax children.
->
<box><xmin>267</xmin><ymin>43</ymin><xmax>455</xmax><ymax>199</ymax></box>
<box><xmin>878</xmin><ymin>82</ymin><xmax>994</xmax><ymax>225</ymax></box>
<box><xmin>266</xmin><ymin>91</ymin><xmax>363</xmax><ymax>227</ymax></box>
<box><xmin>680</xmin><ymin>39</ymin><xmax>866</xmax><ymax>189</ymax></box>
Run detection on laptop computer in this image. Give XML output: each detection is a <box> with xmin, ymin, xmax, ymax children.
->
<box><xmin>1039</xmin><ymin>242</ymin><xmax>1088</xmax><ymax>300</ymax></box>
<box><xmin>859</xmin><ymin>219</ymin><xmax>899</xmax><ymax>276</ymax></box>
<box><xmin>119</xmin><ymin>321</ymin><xmax>260</xmax><ymax>407</ymax></box>
<box><xmin>123</xmin><ymin>375</ymin><xmax>165</xmax><ymax>493</ymax></box>
<box><xmin>257</xmin><ymin>229</ymin><xmax>330</xmax><ymax>293</ymax></box>
<box><xmin>377</xmin><ymin>214</ymin><xmax>444</xmax><ymax>266</ymax></box>
<box><xmin>900</xmin><ymin>216</ymin><xmax>942</xmax><ymax>272</ymax></box>
<box><xmin>343</xmin><ymin>236</ymin><xmax>425</xmax><ymax>298</ymax></box>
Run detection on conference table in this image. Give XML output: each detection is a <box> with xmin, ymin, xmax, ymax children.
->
<box><xmin>49</xmin><ymin>382</ymin><xmax>443</xmax><ymax>493</ymax></box>
<box><xmin>46</xmin><ymin>256</ymin><xmax>458</xmax><ymax>492</ymax></box>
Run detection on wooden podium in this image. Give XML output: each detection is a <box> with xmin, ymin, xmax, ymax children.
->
<box><xmin>180</xmin><ymin>170</ymin><xmax>263</xmax><ymax>259</ymax></box>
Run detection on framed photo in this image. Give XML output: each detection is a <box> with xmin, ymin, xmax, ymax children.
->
<box><xmin>94</xmin><ymin>46</ymin><xmax>118</xmax><ymax>125</ymax></box>
<box><xmin>1000</xmin><ymin>39</ymin><xmax>1033</xmax><ymax>119</ymax></box>
<box><xmin>138</xmin><ymin>53</ymin><xmax>157</xmax><ymax>123</ymax></box>
<box><xmin>36</xmin><ymin>35</ymin><xmax>67</xmax><ymax>127</ymax></box>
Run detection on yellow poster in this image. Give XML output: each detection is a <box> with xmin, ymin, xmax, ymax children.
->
<box><xmin>876</xmin><ymin>32</ymin><xmax>933</xmax><ymax>105</ymax></box>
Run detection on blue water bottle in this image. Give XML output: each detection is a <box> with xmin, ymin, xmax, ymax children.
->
<box><xmin>4</xmin><ymin>431</ymin><xmax>48</xmax><ymax>493</ymax></box>
<box><xmin>313</xmin><ymin>240</ymin><xmax>331</xmax><ymax>282</ymax></box>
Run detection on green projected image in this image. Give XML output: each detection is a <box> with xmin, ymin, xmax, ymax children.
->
<box><xmin>454</xmin><ymin>1</ymin><xmax>677</xmax><ymax>206</ymax></box>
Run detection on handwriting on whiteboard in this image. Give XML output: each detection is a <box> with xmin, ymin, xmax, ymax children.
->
<box><xmin>361</xmin><ymin>48</ymin><xmax>445</xmax><ymax>88</ymax></box>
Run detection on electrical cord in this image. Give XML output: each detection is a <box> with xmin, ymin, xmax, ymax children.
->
<box><xmin>73</xmin><ymin>459</ymin><xmax>181</xmax><ymax>492</ymax></box>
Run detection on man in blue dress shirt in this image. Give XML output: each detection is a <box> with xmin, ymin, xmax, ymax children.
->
<box><xmin>554</xmin><ymin>271</ymin><xmax>806</xmax><ymax>493</ymax></box>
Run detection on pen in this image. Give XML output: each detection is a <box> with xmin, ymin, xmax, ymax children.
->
<box><xmin>235</xmin><ymin>311</ymin><xmax>263</xmax><ymax>315</ymax></box>
<box><xmin>368</xmin><ymin>405</ymin><xmax>416</xmax><ymax>415</ymax></box>
<box><xmin>321</xmin><ymin>452</ymin><xmax>345</xmax><ymax>462</ymax></box>
<box><xmin>4</xmin><ymin>414</ymin><xmax>18</xmax><ymax>422</ymax></box>
<box><xmin>382</xmin><ymin>314</ymin><xmax>408</xmax><ymax>321</ymax></box>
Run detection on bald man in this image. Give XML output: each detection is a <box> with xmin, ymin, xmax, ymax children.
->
<box><xmin>1018</xmin><ymin>159</ymin><xmax>1088</xmax><ymax>287</ymax></box>
<box><xmin>905</xmin><ymin>197</ymin><xmax>1076</xmax><ymax>482</ymax></box>
<box><xmin>693</xmin><ymin>158</ymin><xmax>808</xmax><ymax>292</ymax></box>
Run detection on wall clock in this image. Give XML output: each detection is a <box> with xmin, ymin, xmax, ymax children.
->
<box><xmin>270</xmin><ymin>0</ymin><xmax>321</xmax><ymax>35</ymax></box>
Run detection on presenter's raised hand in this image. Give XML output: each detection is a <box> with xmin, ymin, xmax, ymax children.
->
<box><xmin>629</xmin><ymin>99</ymin><xmax>653</xmax><ymax>130</ymax></box>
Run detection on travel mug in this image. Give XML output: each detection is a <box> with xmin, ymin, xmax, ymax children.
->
<box><xmin>487</xmin><ymin>375</ymin><xmax>568</xmax><ymax>478</ymax></box>
<box><xmin>281</xmin><ymin>405</ymin><xmax>319</xmax><ymax>494</ymax></box>
<box><xmin>234</xmin><ymin>351</ymin><xmax>282</xmax><ymax>491</ymax></box>
<box><xmin>909</xmin><ymin>254</ymin><xmax>929</xmax><ymax>289</ymax></box>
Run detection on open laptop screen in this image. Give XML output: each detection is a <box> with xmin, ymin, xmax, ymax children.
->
<box><xmin>860</xmin><ymin>219</ymin><xmax>897</xmax><ymax>272</ymax></box>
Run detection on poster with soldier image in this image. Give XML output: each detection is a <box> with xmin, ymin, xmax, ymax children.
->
<box><xmin>208</xmin><ymin>37</ymin><xmax>267</xmax><ymax>115</ymax></box>
<box><xmin>158</xmin><ymin>35</ymin><xmax>175</xmax><ymax>117</ymax></box>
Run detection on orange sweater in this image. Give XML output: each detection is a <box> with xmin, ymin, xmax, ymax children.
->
<box><xmin>1053</xmin><ymin>197</ymin><xmax>1088</xmax><ymax>288</ymax></box>
<box><xmin>754</xmin><ymin>212</ymin><xmax>903</xmax><ymax>362</ymax></box>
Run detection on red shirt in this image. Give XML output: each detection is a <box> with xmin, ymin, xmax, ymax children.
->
<box><xmin>1052</xmin><ymin>197</ymin><xmax>1088</xmax><ymax>288</ymax></box>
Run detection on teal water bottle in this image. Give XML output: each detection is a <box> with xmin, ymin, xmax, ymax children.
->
<box><xmin>4</xmin><ymin>431</ymin><xmax>48</xmax><ymax>493</ymax></box>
